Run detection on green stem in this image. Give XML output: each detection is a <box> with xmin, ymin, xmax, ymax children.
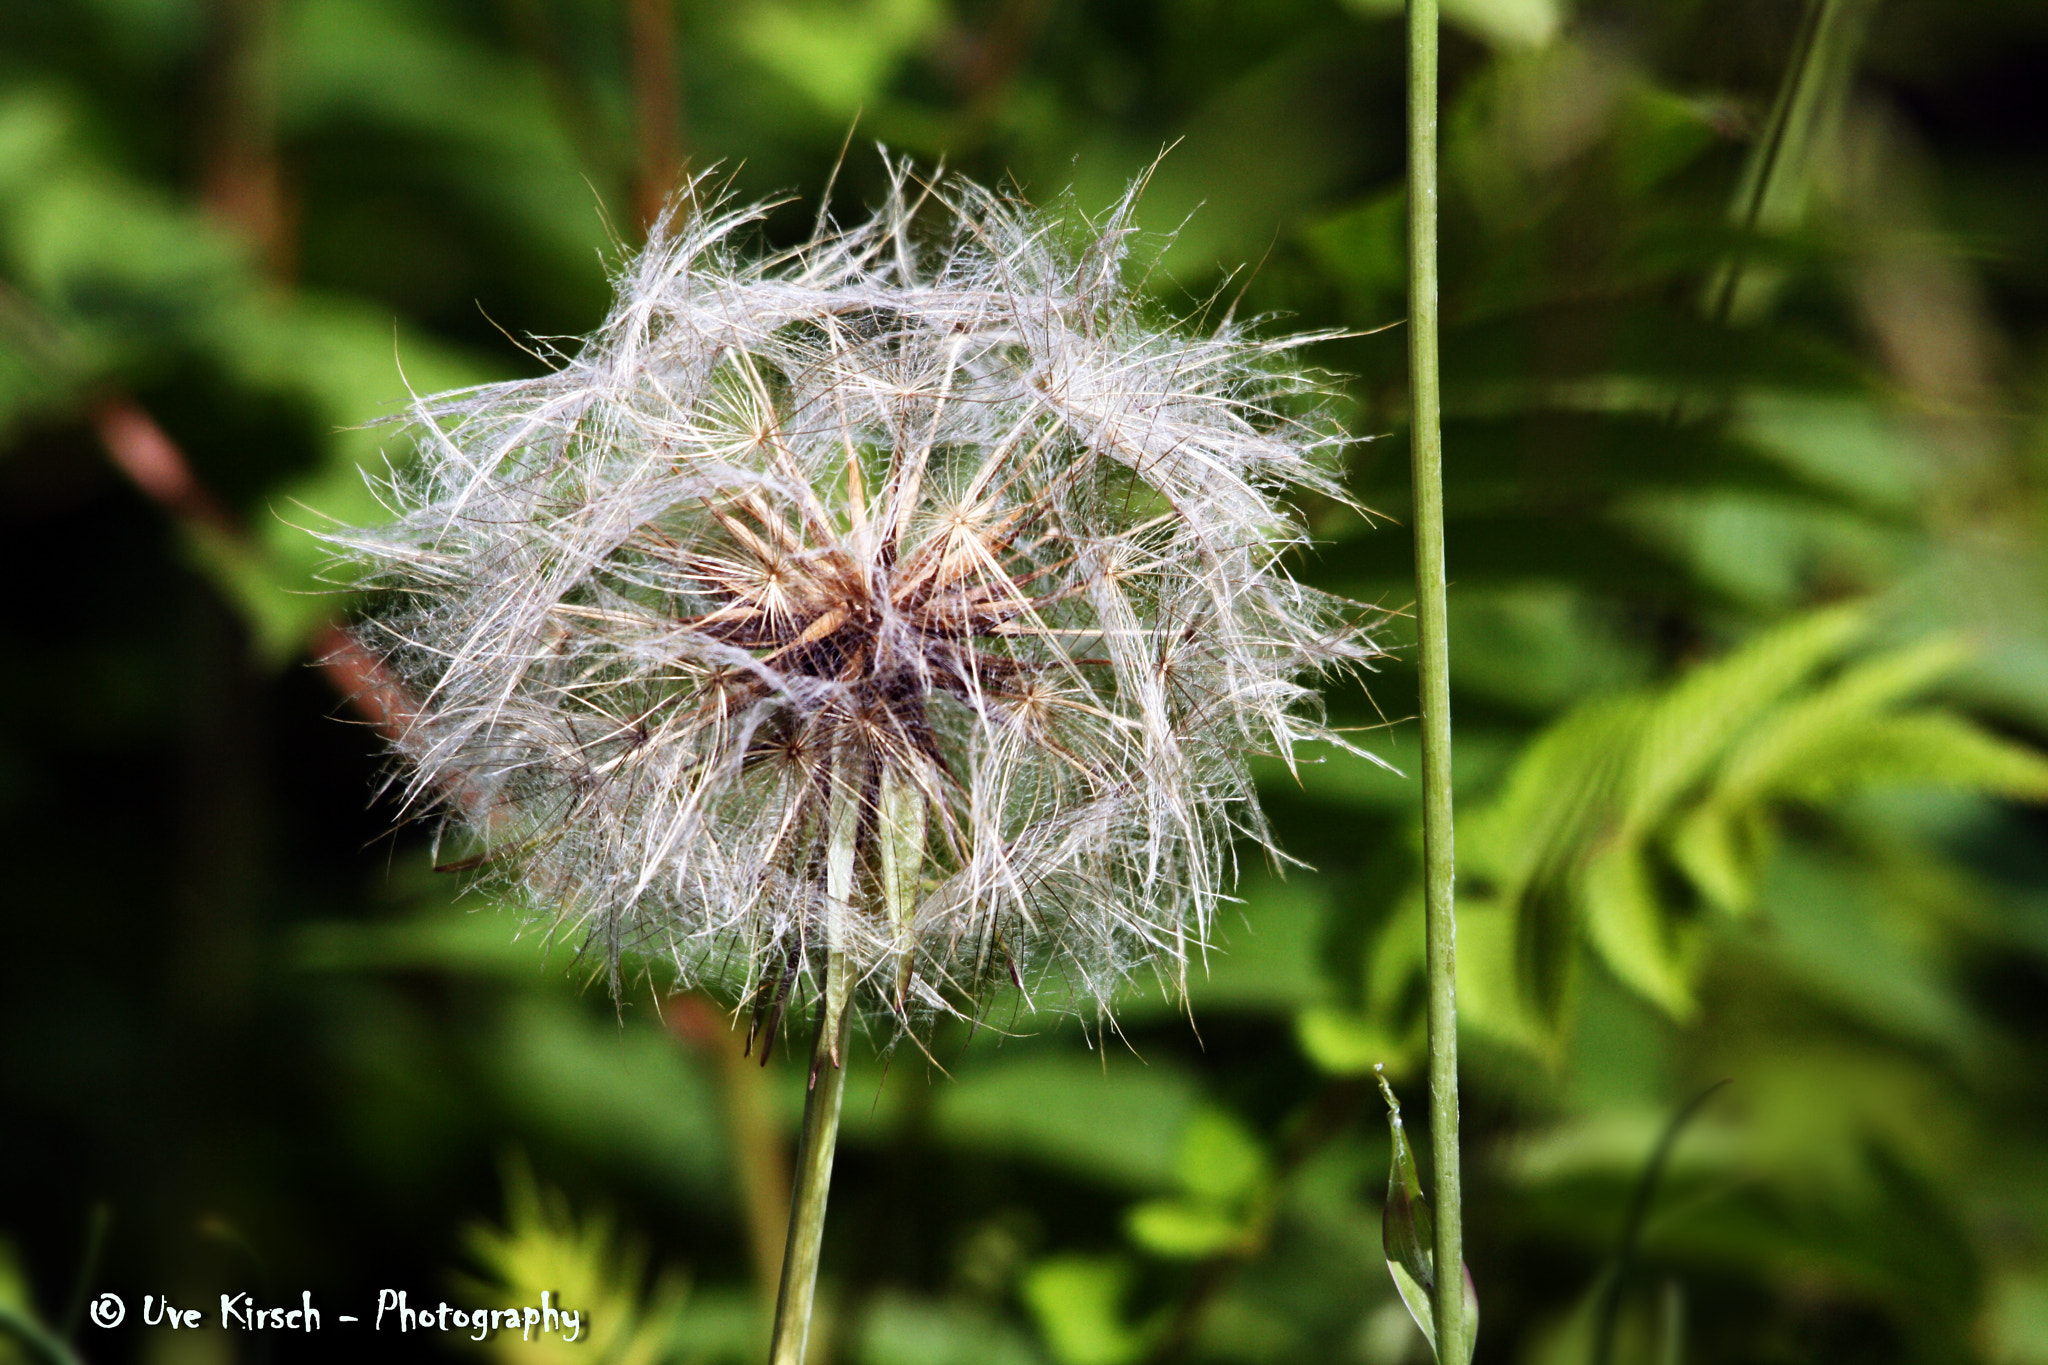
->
<box><xmin>767</xmin><ymin>757</ymin><xmax>861</xmax><ymax>1365</ymax></box>
<box><xmin>1590</xmin><ymin>1080</ymin><xmax>1729</xmax><ymax>1365</ymax></box>
<box><xmin>59</xmin><ymin>1203</ymin><xmax>112</xmax><ymax>1342</ymax></box>
<box><xmin>0</xmin><ymin>1305</ymin><xmax>85</xmax><ymax>1365</ymax></box>
<box><xmin>1705</xmin><ymin>0</ymin><xmax>1876</xmax><ymax>326</ymax></box>
<box><xmin>766</xmin><ymin>983</ymin><xmax>852</xmax><ymax>1365</ymax></box>
<box><xmin>1407</xmin><ymin>1</ymin><xmax>1467</xmax><ymax>1362</ymax></box>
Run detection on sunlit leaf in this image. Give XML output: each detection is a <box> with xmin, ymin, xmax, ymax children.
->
<box><xmin>732</xmin><ymin>0</ymin><xmax>942</xmax><ymax>115</ymax></box>
<box><xmin>1296</xmin><ymin>1006</ymin><xmax>1413</xmax><ymax>1075</ymax></box>
<box><xmin>1622</xmin><ymin>603</ymin><xmax>1868</xmax><ymax>826</ymax></box>
<box><xmin>1405</xmin><ymin>600</ymin><xmax>2048</xmax><ymax>1041</ymax></box>
<box><xmin>1342</xmin><ymin>0</ymin><xmax>1567</xmax><ymax>49</ymax></box>
<box><xmin>1176</xmin><ymin>1108</ymin><xmax>1269</xmax><ymax>1205</ymax></box>
<box><xmin>1124</xmin><ymin>1107</ymin><xmax>1269</xmax><ymax>1259</ymax></box>
<box><xmin>1583</xmin><ymin>844</ymin><xmax>1698</xmax><ymax>1019</ymax></box>
<box><xmin>1021</xmin><ymin>1257</ymin><xmax>1147</xmax><ymax>1365</ymax></box>
<box><xmin>1124</xmin><ymin>1200</ymin><xmax>1247</xmax><ymax>1260</ymax></box>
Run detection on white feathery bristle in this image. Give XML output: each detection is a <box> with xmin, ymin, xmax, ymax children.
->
<box><xmin>331</xmin><ymin>161</ymin><xmax>1382</xmax><ymax>1035</ymax></box>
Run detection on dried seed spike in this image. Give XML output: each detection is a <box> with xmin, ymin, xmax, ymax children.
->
<box><xmin>843</xmin><ymin>446</ymin><xmax>867</xmax><ymax>533</ymax></box>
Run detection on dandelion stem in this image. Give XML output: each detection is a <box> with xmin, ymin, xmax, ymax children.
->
<box><xmin>1407</xmin><ymin>0</ymin><xmax>1468</xmax><ymax>1361</ymax></box>
<box><xmin>767</xmin><ymin>988</ymin><xmax>852</xmax><ymax>1364</ymax></box>
<box><xmin>767</xmin><ymin>756</ymin><xmax>861</xmax><ymax>1365</ymax></box>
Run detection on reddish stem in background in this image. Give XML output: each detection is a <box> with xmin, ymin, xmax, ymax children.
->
<box><xmin>91</xmin><ymin>397</ymin><xmax>418</xmax><ymax>749</ymax></box>
<box><xmin>201</xmin><ymin>0</ymin><xmax>293</xmax><ymax>277</ymax></box>
<box><xmin>628</xmin><ymin>0</ymin><xmax>685</xmax><ymax>234</ymax></box>
<box><xmin>93</xmin><ymin>400</ymin><xmax>240</xmax><ymax>539</ymax></box>
<box><xmin>664</xmin><ymin>993</ymin><xmax>793</xmax><ymax>1313</ymax></box>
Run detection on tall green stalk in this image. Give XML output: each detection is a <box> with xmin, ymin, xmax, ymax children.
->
<box><xmin>765</xmin><ymin>752</ymin><xmax>929</xmax><ymax>1364</ymax></box>
<box><xmin>767</xmin><ymin>758</ymin><xmax>861</xmax><ymax>1365</ymax></box>
<box><xmin>1406</xmin><ymin>0</ymin><xmax>1467</xmax><ymax>1361</ymax></box>
<box><xmin>766</xmin><ymin>993</ymin><xmax>852</xmax><ymax>1365</ymax></box>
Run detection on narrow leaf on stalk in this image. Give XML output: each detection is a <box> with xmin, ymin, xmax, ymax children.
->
<box><xmin>1377</xmin><ymin>1067</ymin><xmax>1478</xmax><ymax>1362</ymax></box>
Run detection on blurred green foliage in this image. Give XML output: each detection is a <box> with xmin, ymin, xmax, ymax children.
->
<box><xmin>7</xmin><ymin>0</ymin><xmax>2048</xmax><ymax>1363</ymax></box>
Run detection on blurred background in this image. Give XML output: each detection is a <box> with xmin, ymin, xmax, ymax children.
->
<box><xmin>6</xmin><ymin>0</ymin><xmax>2048</xmax><ymax>1361</ymax></box>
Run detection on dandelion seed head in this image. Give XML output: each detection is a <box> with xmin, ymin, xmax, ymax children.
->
<box><xmin>333</xmin><ymin>161</ymin><xmax>1383</xmax><ymax>1036</ymax></box>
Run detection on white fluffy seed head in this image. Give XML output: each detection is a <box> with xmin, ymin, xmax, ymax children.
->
<box><xmin>332</xmin><ymin>162</ymin><xmax>1382</xmax><ymax>1039</ymax></box>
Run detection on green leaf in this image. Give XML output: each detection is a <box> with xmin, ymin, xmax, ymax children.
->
<box><xmin>1708</xmin><ymin>634</ymin><xmax>1970</xmax><ymax>805</ymax></box>
<box><xmin>1583</xmin><ymin>844</ymin><xmax>1698</xmax><ymax>1019</ymax></box>
<box><xmin>1455</xmin><ymin>899</ymin><xmax>1561</xmax><ymax>1057</ymax></box>
<box><xmin>285</xmin><ymin>0</ymin><xmax>610</xmax><ymax>271</ymax></box>
<box><xmin>1296</xmin><ymin>1006</ymin><xmax>1413</xmax><ymax>1075</ymax></box>
<box><xmin>1377</xmin><ymin>1070</ymin><xmax>1478</xmax><ymax>1364</ymax></box>
<box><xmin>1468</xmin><ymin>695</ymin><xmax>1643</xmax><ymax>894</ymax></box>
<box><xmin>1124</xmin><ymin>1108</ymin><xmax>1269</xmax><ymax>1259</ymax></box>
<box><xmin>1175</xmin><ymin>1108</ymin><xmax>1268</xmax><ymax>1205</ymax></box>
<box><xmin>1983</xmin><ymin>1271</ymin><xmax>2048</xmax><ymax>1365</ymax></box>
<box><xmin>1302</xmin><ymin>188</ymin><xmax>1406</xmax><ymax>312</ymax></box>
<box><xmin>733</xmin><ymin>0</ymin><xmax>943</xmax><ymax>115</ymax></box>
<box><xmin>856</xmin><ymin>1294</ymin><xmax>1044</xmax><ymax>1365</ymax></box>
<box><xmin>1021</xmin><ymin>1257</ymin><xmax>1146</xmax><ymax>1365</ymax></box>
<box><xmin>0</xmin><ymin>84</ymin><xmax>501</xmax><ymax>662</ymax></box>
<box><xmin>1760</xmin><ymin>852</ymin><xmax>1980</xmax><ymax>1054</ymax></box>
<box><xmin>1624</xmin><ymin>602</ymin><xmax>1868</xmax><ymax>827</ymax></box>
<box><xmin>1427</xmin><ymin>602</ymin><xmax>2048</xmax><ymax>1036</ymax></box>
<box><xmin>1186</xmin><ymin>872</ymin><xmax>1331</xmax><ymax>1015</ymax></box>
<box><xmin>490</xmin><ymin>997</ymin><xmax>728</xmax><ymax>1198</ymax></box>
<box><xmin>1341</xmin><ymin>0</ymin><xmax>1566</xmax><ymax>49</ymax></box>
<box><xmin>1610</xmin><ymin>84</ymin><xmax>1723</xmax><ymax>196</ymax></box>
<box><xmin>1784</xmin><ymin>710</ymin><xmax>2048</xmax><ymax>802</ymax></box>
<box><xmin>1378</xmin><ymin>1068</ymin><xmax>1435</xmax><ymax>1321</ymax></box>
<box><xmin>1124</xmin><ymin>1200</ymin><xmax>1247</xmax><ymax>1260</ymax></box>
<box><xmin>935</xmin><ymin>1053</ymin><xmax>1200</xmax><ymax>1189</ymax></box>
<box><xmin>1668</xmin><ymin>800</ymin><xmax>1769</xmax><ymax>916</ymax></box>
<box><xmin>1468</xmin><ymin>696</ymin><xmax>1643</xmax><ymax>1032</ymax></box>
<box><xmin>1734</xmin><ymin>392</ymin><xmax>1920</xmax><ymax>510</ymax></box>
